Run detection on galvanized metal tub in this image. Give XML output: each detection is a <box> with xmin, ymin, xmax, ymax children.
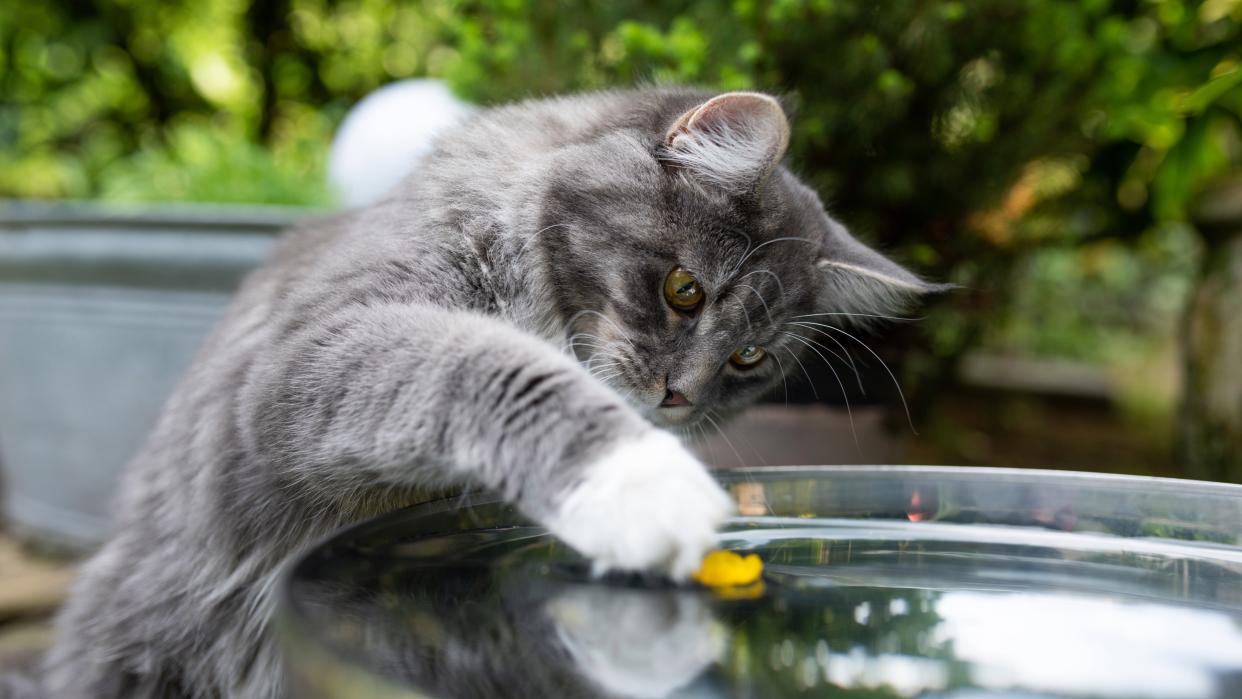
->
<box><xmin>0</xmin><ymin>201</ymin><xmax>302</xmax><ymax>547</ymax></box>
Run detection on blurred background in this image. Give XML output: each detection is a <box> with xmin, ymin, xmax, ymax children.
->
<box><xmin>2</xmin><ymin>0</ymin><xmax>1242</xmax><ymax>542</ymax></box>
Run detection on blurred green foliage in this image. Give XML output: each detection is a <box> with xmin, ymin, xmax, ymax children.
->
<box><xmin>1</xmin><ymin>0</ymin><xmax>1240</xmax><ymax>369</ymax></box>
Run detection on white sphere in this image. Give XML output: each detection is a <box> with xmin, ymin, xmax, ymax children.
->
<box><xmin>327</xmin><ymin>79</ymin><xmax>474</xmax><ymax>208</ymax></box>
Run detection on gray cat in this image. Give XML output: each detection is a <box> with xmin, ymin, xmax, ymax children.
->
<box><xmin>20</xmin><ymin>88</ymin><xmax>940</xmax><ymax>698</ymax></box>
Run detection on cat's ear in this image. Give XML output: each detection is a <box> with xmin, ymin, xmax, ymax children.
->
<box><xmin>817</xmin><ymin>216</ymin><xmax>953</xmax><ymax>319</ymax></box>
<box><xmin>661</xmin><ymin>92</ymin><xmax>790</xmax><ymax>194</ymax></box>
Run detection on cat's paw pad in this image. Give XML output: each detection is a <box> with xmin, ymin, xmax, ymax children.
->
<box><xmin>545</xmin><ymin>431</ymin><xmax>734</xmax><ymax>579</ymax></box>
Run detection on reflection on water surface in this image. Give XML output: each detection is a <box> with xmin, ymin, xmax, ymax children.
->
<box><xmin>280</xmin><ymin>468</ymin><xmax>1242</xmax><ymax>698</ymax></box>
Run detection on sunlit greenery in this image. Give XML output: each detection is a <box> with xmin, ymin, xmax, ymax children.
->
<box><xmin>2</xmin><ymin>0</ymin><xmax>1240</xmax><ymax>385</ymax></box>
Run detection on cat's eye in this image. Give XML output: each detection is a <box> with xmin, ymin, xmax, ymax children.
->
<box><xmin>730</xmin><ymin>345</ymin><xmax>767</xmax><ymax>368</ymax></box>
<box><xmin>663</xmin><ymin>266</ymin><xmax>704</xmax><ymax>311</ymax></box>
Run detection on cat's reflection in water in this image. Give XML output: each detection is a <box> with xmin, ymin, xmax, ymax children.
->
<box><xmin>546</xmin><ymin>586</ymin><xmax>725</xmax><ymax>698</ymax></box>
<box><xmin>284</xmin><ymin>567</ymin><xmax>724</xmax><ymax>699</ymax></box>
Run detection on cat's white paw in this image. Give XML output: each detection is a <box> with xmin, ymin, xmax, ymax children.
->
<box><xmin>545</xmin><ymin>430</ymin><xmax>734</xmax><ymax>579</ymax></box>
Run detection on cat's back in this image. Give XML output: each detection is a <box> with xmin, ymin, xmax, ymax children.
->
<box><xmin>388</xmin><ymin>87</ymin><xmax>708</xmax><ymax>206</ymax></box>
<box><xmin>138</xmin><ymin>86</ymin><xmax>722</xmax><ymax>465</ymax></box>
<box><xmin>161</xmin><ymin>87</ymin><xmax>713</xmax><ymax>403</ymax></box>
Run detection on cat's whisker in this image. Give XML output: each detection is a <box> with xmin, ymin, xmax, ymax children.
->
<box><xmin>587</xmin><ymin>367</ymin><xmax>623</xmax><ymax>381</ymax></box>
<box><xmin>731</xmin><ymin>236</ymin><xmax>818</xmax><ymax>274</ymax></box>
<box><xmin>792</xmin><ymin>311</ymin><xmax>922</xmax><ymax>322</ymax></box>
<box><xmin>785</xmin><ymin>321</ymin><xmax>864</xmax><ymax>395</ymax></box>
<box><xmin>584</xmin><ymin>354</ymin><xmax>624</xmax><ymax>377</ymax></box>
<box><xmin>769</xmin><ymin>349</ymin><xmax>791</xmax><ymax>406</ymax></box>
<box><xmin>596</xmin><ymin>371</ymin><xmax>638</xmax><ymax>406</ymax></box>
<box><xmin>718</xmin><ymin>225</ymin><xmax>754</xmax><ymax>279</ymax></box>
<box><xmin>778</xmin><ymin>344</ymin><xmax>818</xmax><ymax>401</ymax></box>
<box><xmin>740</xmin><ymin>268</ymin><xmax>786</xmax><ymax>301</ymax></box>
<box><xmin>819</xmin><ymin>324</ymin><xmax>919</xmax><ymax>435</ymax></box>
<box><xmin>691</xmin><ymin>420</ymin><xmax>715</xmax><ymax>466</ymax></box>
<box><xmin>533</xmin><ymin>222</ymin><xmax>571</xmax><ymax>236</ymax></box>
<box><xmin>566</xmin><ymin>335</ymin><xmax>625</xmax><ymax>369</ymax></box>
<box><xmin>619</xmin><ymin>386</ymin><xmax>638</xmax><ymax>404</ymax></box>
<box><xmin>579</xmin><ymin>347</ymin><xmax>618</xmax><ymax>365</ymax></box>
<box><xmin>708</xmin><ymin>409</ymin><xmax>774</xmax><ymax>515</ymax></box>
<box><xmin>781</xmin><ymin>331</ymin><xmax>860</xmax><ymax>451</ymax></box>
<box><xmin>580</xmin><ymin>344</ymin><xmax>620</xmax><ymax>362</ymax></box>
<box><xmin>701</xmin><ymin>410</ymin><xmax>746</xmax><ymax>469</ymax></box>
<box><xmin>699</xmin><ymin>422</ymin><xmax>720</xmax><ymax>470</ymax></box>
<box><xmin>727</xmin><ymin>297</ymin><xmax>753</xmax><ymax>333</ymax></box>
<box><xmin>564</xmin><ymin>309</ymin><xmax>637</xmax><ymax>351</ymax></box>
<box><xmin>584</xmin><ymin>352</ymin><xmax>619</xmax><ymax>368</ymax></box>
<box><xmin>519</xmin><ymin>222</ymin><xmax>572</xmax><ymax>253</ymax></box>
<box><xmin>569</xmin><ymin>344</ymin><xmax>615</xmax><ymax>360</ymax></box>
<box><xmin>581</xmin><ymin>352</ymin><xmax>621</xmax><ymax>365</ymax></box>
<box><xmin>562</xmin><ymin>331</ymin><xmax>612</xmax><ymax>352</ymax></box>
<box><xmin>564</xmin><ymin>331</ymin><xmax>609</xmax><ymax>345</ymax></box>
<box><xmin>736</xmin><ymin>283</ymin><xmax>774</xmax><ymax>325</ymax></box>
<box><xmin>708</xmin><ymin>409</ymin><xmax>767</xmax><ymax>468</ymax></box>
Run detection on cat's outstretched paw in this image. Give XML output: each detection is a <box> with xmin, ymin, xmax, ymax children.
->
<box><xmin>545</xmin><ymin>430</ymin><xmax>734</xmax><ymax>579</ymax></box>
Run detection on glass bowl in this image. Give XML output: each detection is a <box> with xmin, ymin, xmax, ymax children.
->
<box><xmin>277</xmin><ymin>466</ymin><xmax>1242</xmax><ymax>699</ymax></box>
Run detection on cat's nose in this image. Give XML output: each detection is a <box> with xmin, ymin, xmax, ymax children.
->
<box><xmin>660</xmin><ymin>388</ymin><xmax>692</xmax><ymax>407</ymax></box>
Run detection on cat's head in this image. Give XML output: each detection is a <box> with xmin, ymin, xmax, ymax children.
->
<box><xmin>539</xmin><ymin>90</ymin><xmax>945</xmax><ymax>428</ymax></box>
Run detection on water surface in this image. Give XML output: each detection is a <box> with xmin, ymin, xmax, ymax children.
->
<box><xmin>280</xmin><ymin>467</ymin><xmax>1242</xmax><ymax>699</ymax></box>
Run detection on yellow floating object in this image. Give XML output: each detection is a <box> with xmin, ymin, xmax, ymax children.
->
<box><xmin>693</xmin><ymin>550</ymin><xmax>764</xmax><ymax>588</ymax></box>
<box><xmin>710</xmin><ymin>579</ymin><xmax>766</xmax><ymax>600</ymax></box>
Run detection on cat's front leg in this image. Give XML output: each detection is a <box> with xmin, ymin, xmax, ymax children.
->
<box><xmin>245</xmin><ymin>301</ymin><xmax>732</xmax><ymax>577</ymax></box>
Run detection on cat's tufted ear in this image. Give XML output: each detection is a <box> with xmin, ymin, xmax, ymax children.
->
<box><xmin>661</xmin><ymin>92</ymin><xmax>790</xmax><ymax>194</ymax></box>
<box><xmin>817</xmin><ymin>216</ymin><xmax>953</xmax><ymax>319</ymax></box>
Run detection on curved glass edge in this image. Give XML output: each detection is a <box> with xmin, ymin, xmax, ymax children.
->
<box><xmin>716</xmin><ymin>465</ymin><xmax>1242</xmax><ymax>548</ymax></box>
<box><xmin>275</xmin><ymin>464</ymin><xmax>1242</xmax><ymax>698</ymax></box>
<box><xmin>722</xmin><ymin>464</ymin><xmax>1242</xmax><ymax>496</ymax></box>
<box><xmin>281</xmin><ymin>464</ymin><xmax>1242</xmax><ymax>589</ymax></box>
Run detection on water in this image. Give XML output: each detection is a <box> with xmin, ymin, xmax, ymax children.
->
<box><xmin>279</xmin><ymin>467</ymin><xmax>1242</xmax><ymax>699</ymax></box>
